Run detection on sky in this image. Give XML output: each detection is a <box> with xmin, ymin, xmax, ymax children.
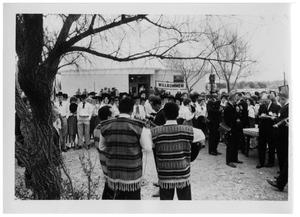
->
<box><xmin>45</xmin><ymin>4</ymin><xmax>290</xmax><ymax>82</ymax></box>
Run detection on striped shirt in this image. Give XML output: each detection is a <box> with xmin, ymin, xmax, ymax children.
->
<box><xmin>97</xmin><ymin>114</ymin><xmax>151</xmax><ymax>192</ymax></box>
<box><xmin>151</xmin><ymin>121</ymin><xmax>202</xmax><ymax>189</ymax></box>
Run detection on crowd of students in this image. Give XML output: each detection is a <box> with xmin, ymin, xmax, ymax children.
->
<box><xmin>49</xmin><ymin>86</ymin><xmax>288</xmax><ymax>199</ymax></box>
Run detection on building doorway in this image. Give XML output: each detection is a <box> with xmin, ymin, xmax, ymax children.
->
<box><xmin>129</xmin><ymin>74</ymin><xmax>150</xmax><ymax>96</ymax></box>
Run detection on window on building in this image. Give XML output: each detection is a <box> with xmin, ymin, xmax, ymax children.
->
<box><xmin>173</xmin><ymin>75</ymin><xmax>184</xmax><ymax>83</ymax></box>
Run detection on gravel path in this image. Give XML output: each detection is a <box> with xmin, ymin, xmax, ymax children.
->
<box><xmin>15</xmin><ymin>142</ymin><xmax>288</xmax><ymax>200</ymax></box>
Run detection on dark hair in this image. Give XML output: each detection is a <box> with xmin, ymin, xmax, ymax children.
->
<box><xmin>246</xmin><ymin>98</ymin><xmax>254</xmax><ymax>106</ymax></box>
<box><xmin>236</xmin><ymin>92</ymin><xmax>243</xmax><ymax>97</ymax></box>
<box><xmin>164</xmin><ymin>102</ymin><xmax>179</xmax><ymax>120</ymax></box>
<box><xmin>119</xmin><ymin>97</ymin><xmax>134</xmax><ymax>114</ymax></box>
<box><xmin>140</xmin><ymin>97</ymin><xmax>146</xmax><ymax>103</ymax></box>
<box><xmin>168</xmin><ymin>95</ymin><xmax>175</xmax><ymax>102</ymax></box>
<box><xmin>98</xmin><ymin>106</ymin><xmax>112</xmax><ymax>121</ymax></box>
<box><xmin>69</xmin><ymin>103</ymin><xmax>78</xmax><ymax>114</ymax></box>
<box><xmin>190</xmin><ymin>93</ymin><xmax>199</xmax><ymax>103</ymax></box>
<box><xmin>151</xmin><ymin>96</ymin><xmax>161</xmax><ymax>106</ymax></box>
<box><xmin>70</xmin><ymin>96</ymin><xmax>77</xmax><ymax>103</ymax></box>
<box><xmin>270</xmin><ymin>91</ymin><xmax>277</xmax><ymax>97</ymax></box>
<box><xmin>183</xmin><ymin>98</ymin><xmax>191</xmax><ymax>106</ymax></box>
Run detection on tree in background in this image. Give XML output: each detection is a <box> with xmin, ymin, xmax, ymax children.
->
<box><xmin>166</xmin><ymin>56</ymin><xmax>210</xmax><ymax>93</ymax></box>
<box><xmin>206</xmin><ymin>22</ymin><xmax>256</xmax><ymax>93</ymax></box>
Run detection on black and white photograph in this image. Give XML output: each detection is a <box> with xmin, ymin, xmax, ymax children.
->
<box><xmin>3</xmin><ymin>2</ymin><xmax>295</xmax><ymax>213</ymax></box>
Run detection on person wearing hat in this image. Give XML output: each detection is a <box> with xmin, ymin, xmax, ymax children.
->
<box><xmin>54</xmin><ymin>91</ymin><xmax>69</xmax><ymax>152</ymax></box>
<box><xmin>77</xmin><ymin>93</ymin><xmax>93</xmax><ymax>149</ymax></box>
<box><xmin>267</xmin><ymin>91</ymin><xmax>289</xmax><ymax>191</ymax></box>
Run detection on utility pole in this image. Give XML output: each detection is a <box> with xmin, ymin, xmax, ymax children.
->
<box><xmin>283</xmin><ymin>72</ymin><xmax>286</xmax><ymax>86</ymax></box>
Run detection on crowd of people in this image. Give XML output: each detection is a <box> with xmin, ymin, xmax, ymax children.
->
<box><xmin>18</xmin><ymin>86</ymin><xmax>289</xmax><ymax>200</ymax></box>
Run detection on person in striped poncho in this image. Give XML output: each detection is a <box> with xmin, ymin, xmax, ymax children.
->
<box><xmin>151</xmin><ymin>102</ymin><xmax>205</xmax><ymax>200</ymax></box>
<box><xmin>96</xmin><ymin>97</ymin><xmax>152</xmax><ymax>200</ymax></box>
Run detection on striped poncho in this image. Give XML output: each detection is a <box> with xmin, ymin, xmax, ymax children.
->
<box><xmin>99</xmin><ymin>117</ymin><xmax>145</xmax><ymax>192</ymax></box>
<box><xmin>151</xmin><ymin>124</ymin><xmax>194</xmax><ymax>189</ymax></box>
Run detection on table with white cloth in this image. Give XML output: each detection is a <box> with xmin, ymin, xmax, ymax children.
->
<box><xmin>243</xmin><ymin>128</ymin><xmax>259</xmax><ymax>157</ymax></box>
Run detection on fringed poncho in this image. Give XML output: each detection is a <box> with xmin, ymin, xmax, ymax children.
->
<box><xmin>100</xmin><ymin>117</ymin><xmax>144</xmax><ymax>192</ymax></box>
<box><xmin>151</xmin><ymin>124</ymin><xmax>194</xmax><ymax>189</ymax></box>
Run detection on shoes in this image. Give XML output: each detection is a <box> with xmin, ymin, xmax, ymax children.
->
<box><xmin>152</xmin><ymin>190</ymin><xmax>160</xmax><ymax>197</ymax></box>
<box><xmin>256</xmin><ymin>164</ymin><xmax>264</xmax><ymax>169</ymax></box>
<box><xmin>226</xmin><ymin>162</ymin><xmax>237</xmax><ymax>168</ymax></box>
<box><xmin>140</xmin><ymin>178</ymin><xmax>148</xmax><ymax>187</ymax></box>
<box><xmin>267</xmin><ymin>179</ymin><xmax>284</xmax><ymax>191</ymax></box>
<box><xmin>265</xmin><ymin>163</ymin><xmax>274</xmax><ymax>168</ymax></box>
<box><xmin>61</xmin><ymin>148</ymin><xmax>67</xmax><ymax>152</ymax></box>
<box><xmin>153</xmin><ymin>182</ymin><xmax>159</xmax><ymax>187</ymax></box>
<box><xmin>209</xmin><ymin>152</ymin><xmax>218</xmax><ymax>156</ymax></box>
<box><xmin>216</xmin><ymin>152</ymin><xmax>222</xmax><ymax>155</ymax></box>
<box><xmin>235</xmin><ymin>160</ymin><xmax>243</xmax><ymax>164</ymax></box>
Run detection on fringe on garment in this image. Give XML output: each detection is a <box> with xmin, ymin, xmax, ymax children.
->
<box><xmin>159</xmin><ymin>179</ymin><xmax>190</xmax><ymax>189</ymax></box>
<box><xmin>105</xmin><ymin>176</ymin><xmax>141</xmax><ymax>192</ymax></box>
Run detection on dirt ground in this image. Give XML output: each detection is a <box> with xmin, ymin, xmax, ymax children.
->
<box><xmin>15</xmin><ymin>142</ymin><xmax>288</xmax><ymax>200</ymax></box>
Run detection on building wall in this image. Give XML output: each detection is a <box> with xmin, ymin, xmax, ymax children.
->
<box><xmin>59</xmin><ymin>68</ymin><xmax>208</xmax><ymax>96</ymax></box>
<box><xmin>61</xmin><ymin>73</ymin><xmax>128</xmax><ymax>95</ymax></box>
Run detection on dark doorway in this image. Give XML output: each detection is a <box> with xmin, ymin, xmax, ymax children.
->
<box><xmin>129</xmin><ymin>74</ymin><xmax>150</xmax><ymax>96</ymax></box>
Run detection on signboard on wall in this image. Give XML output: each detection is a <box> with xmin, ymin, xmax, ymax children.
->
<box><xmin>155</xmin><ymin>81</ymin><xmax>186</xmax><ymax>91</ymax></box>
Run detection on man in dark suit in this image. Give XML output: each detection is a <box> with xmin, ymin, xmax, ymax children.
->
<box><xmin>207</xmin><ymin>93</ymin><xmax>221</xmax><ymax>155</ymax></box>
<box><xmin>257</xmin><ymin>94</ymin><xmax>281</xmax><ymax>168</ymax></box>
<box><xmin>235</xmin><ymin>93</ymin><xmax>249</xmax><ymax>155</ymax></box>
<box><xmin>223</xmin><ymin>93</ymin><xmax>243</xmax><ymax>168</ymax></box>
<box><xmin>267</xmin><ymin>92</ymin><xmax>289</xmax><ymax>191</ymax></box>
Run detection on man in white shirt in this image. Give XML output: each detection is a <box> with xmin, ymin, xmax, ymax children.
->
<box><xmin>54</xmin><ymin>92</ymin><xmax>69</xmax><ymax>152</ymax></box>
<box><xmin>132</xmin><ymin>96</ymin><xmax>146</xmax><ymax>120</ymax></box>
<box><xmin>178</xmin><ymin>98</ymin><xmax>194</xmax><ymax>125</ymax></box>
<box><xmin>145</xmin><ymin>95</ymin><xmax>157</xmax><ymax>119</ymax></box>
<box><xmin>77</xmin><ymin>93</ymin><xmax>93</xmax><ymax>149</ymax></box>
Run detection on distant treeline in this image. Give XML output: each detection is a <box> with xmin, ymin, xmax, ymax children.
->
<box><xmin>217</xmin><ymin>80</ymin><xmax>286</xmax><ymax>90</ymax></box>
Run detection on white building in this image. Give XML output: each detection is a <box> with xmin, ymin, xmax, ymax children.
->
<box><xmin>58</xmin><ymin>67</ymin><xmax>207</xmax><ymax>96</ymax></box>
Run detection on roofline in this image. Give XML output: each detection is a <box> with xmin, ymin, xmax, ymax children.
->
<box><xmin>58</xmin><ymin>67</ymin><xmax>166</xmax><ymax>73</ymax></box>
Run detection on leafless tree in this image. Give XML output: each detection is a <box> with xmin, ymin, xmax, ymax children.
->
<box><xmin>15</xmin><ymin>14</ymin><xmax>248</xmax><ymax>199</ymax></box>
<box><xmin>206</xmin><ymin>23</ymin><xmax>256</xmax><ymax>92</ymax></box>
<box><xmin>166</xmin><ymin>56</ymin><xmax>210</xmax><ymax>93</ymax></box>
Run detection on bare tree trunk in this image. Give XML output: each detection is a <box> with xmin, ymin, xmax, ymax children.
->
<box><xmin>15</xmin><ymin>87</ymin><xmax>62</xmax><ymax>199</ymax></box>
<box><xmin>16</xmin><ymin>14</ymin><xmax>63</xmax><ymax>199</ymax></box>
<box><xmin>226</xmin><ymin>80</ymin><xmax>231</xmax><ymax>93</ymax></box>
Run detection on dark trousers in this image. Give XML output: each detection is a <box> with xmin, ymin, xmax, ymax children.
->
<box><xmin>208</xmin><ymin>122</ymin><xmax>220</xmax><ymax>153</ymax></box>
<box><xmin>159</xmin><ymin>185</ymin><xmax>191</xmax><ymax>200</ymax></box>
<box><xmin>276</xmin><ymin>127</ymin><xmax>288</xmax><ymax>188</ymax></box>
<box><xmin>102</xmin><ymin>182</ymin><xmax>141</xmax><ymax>200</ymax></box>
<box><xmin>226</xmin><ymin>132</ymin><xmax>239</xmax><ymax>164</ymax></box>
<box><xmin>196</xmin><ymin>116</ymin><xmax>207</xmax><ymax>136</ymax></box>
<box><xmin>258</xmin><ymin>130</ymin><xmax>276</xmax><ymax>165</ymax></box>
